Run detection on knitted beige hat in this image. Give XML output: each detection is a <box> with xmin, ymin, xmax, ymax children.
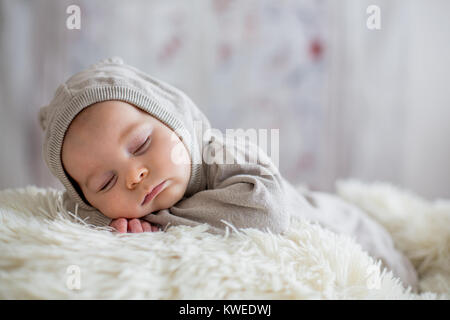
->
<box><xmin>39</xmin><ymin>57</ymin><xmax>210</xmax><ymax>225</ymax></box>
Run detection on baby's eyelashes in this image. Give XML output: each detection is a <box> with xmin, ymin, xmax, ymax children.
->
<box><xmin>133</xmin><ymin>136</ymin><xmax>151</xmax><ymax>155</ymax></box>
<box><xmin>100</xmin><ymin>175</ymin><xmax>116</xmax><ymax>192</ymax></box>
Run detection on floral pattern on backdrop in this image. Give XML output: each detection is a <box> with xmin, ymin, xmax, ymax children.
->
<box><xmin>0</xmin><ymin>0</ymin><xmax>329</xmax><ymax>191</ymax></box>
<box><xmin>2</xmin><ymin>0</ymin><xmax>450</xmax><ymax>198</ymax></box>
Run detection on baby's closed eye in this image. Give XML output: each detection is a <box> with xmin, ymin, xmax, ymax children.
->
<box><xmin>133</xmin><ymin>136</ymin><xmax>151</xmax><ymax>155</ymax></box>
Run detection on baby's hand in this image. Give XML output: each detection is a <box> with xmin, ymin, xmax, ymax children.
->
<box><xmin>109</xmin><ymin>218</ymin><xmax>161</xmax><ymax>233</ymax></box>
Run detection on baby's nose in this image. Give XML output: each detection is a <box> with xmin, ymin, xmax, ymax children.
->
<box><xmin>127</xmin><ymin>167</ymin><xmax>148</xmax><ymax>189</ymax></box>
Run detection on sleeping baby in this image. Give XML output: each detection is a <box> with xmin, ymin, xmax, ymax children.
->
<box><xmin>38</xmin><ymin>57</ymin><xmax>418</xmax><ymax>291</ymax></box>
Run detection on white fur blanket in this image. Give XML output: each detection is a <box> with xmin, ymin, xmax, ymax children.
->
<box><xmin>0</xmin><ymin>181</ymin><xmax>448</xmax><ymax>299</ymax></box>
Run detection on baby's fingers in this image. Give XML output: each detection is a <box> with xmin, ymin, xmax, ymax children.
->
<box><xmin>141</xmin><ymin>220</ymin><xmax>153</xmax><ymax>232</ymax></box>
<box><xmin>142</xmin><ymin>220</ymin><xmax>161</xmax><ymax>232</ymax></box>
<box><xmin>151</xmin><ymin>224</ymin><xmax>161</xmax><ymax>232</ymax></box>
<box><xmin>110</xmin><ymin>218</ymin><xmax>128</xmax><ymax>233</ymax></box>
<box><xmin>128</xmin><ymin>219</ymin><xmax>143</xmax><ymax>233</ymax></box>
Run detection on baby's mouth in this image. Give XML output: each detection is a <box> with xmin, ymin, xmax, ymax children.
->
<box><xmin>141</xmin><ymin>180</ymin><xmax>166</xmax><ymax>206</ymax></box>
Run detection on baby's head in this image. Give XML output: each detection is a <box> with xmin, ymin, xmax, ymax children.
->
<box><xmin>39</xmin><ymin>57</ymin><xmax>210</xmax><ymax>220</ymax></box>
<box><xmin>62</xmin><ymin>99</ymin><xmax>191</xmax><ymax>220</ymax></box>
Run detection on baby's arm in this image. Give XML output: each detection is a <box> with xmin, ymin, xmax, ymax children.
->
<box><xmin>145</xmin><ymin>136</ymin><xmax>291</xmax><ymax>234</ymax></box>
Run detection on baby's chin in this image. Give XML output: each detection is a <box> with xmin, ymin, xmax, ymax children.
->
<box><xmin>111</xmin><ymin>201</ymin><xmax>173</xmax><ymax>220</ymax></box>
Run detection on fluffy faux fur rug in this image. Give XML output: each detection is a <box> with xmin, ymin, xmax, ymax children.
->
<box><xmin>335</xmin><ymin>180</ymin><xmax>450</xmax><ymax>296</ymax></box>
<box><xmin>0</xmin><ymin>181</ymin><xmax>448</xmax><ymax>299</ymax></box>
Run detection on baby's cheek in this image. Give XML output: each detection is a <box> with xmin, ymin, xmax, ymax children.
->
<box><xmin>160</xmin><ymin>183</ymin><xmax>184</xmax><ymax>208</ymax></box>
<box><xmin>167</xmin><ymin>140</ymin><xmax>190</xmax><ymax>167</ymax></box>
<box><xmin>100</xmin><ymin>206</ymin><xmax>121</xmax><ymax>220</ymax></box>
<box><xmin>115</xmin><ymin>201</ymin><xmax>140</xmax><ymax>219</ymax></box>
<box><xmin>97</xmin><ymin>196</ymin><xmax>127</xmax><ymax>219</ymax></box>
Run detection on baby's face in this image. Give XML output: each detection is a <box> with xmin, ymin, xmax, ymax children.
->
<box><xmin>62</xmin><ymin>100</ymin><xmax>191</xmax><ymax>220</ymax></box>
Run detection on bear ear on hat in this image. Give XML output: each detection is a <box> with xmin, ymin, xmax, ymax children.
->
<box><xmin>89</xmin><ymin>56</ymin><xmax>124</xmax><ymax>69</ymax></box>
<box><xmin>38</xmin><ymin>104</ymin><xmax>51</xmax><ymax>131</ymax></box>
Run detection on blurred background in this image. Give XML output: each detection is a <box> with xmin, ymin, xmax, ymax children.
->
<box><xmin>0</xmin><ymin>0</ymin><xmax>449</xmax><ymax>199</ymax></box>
